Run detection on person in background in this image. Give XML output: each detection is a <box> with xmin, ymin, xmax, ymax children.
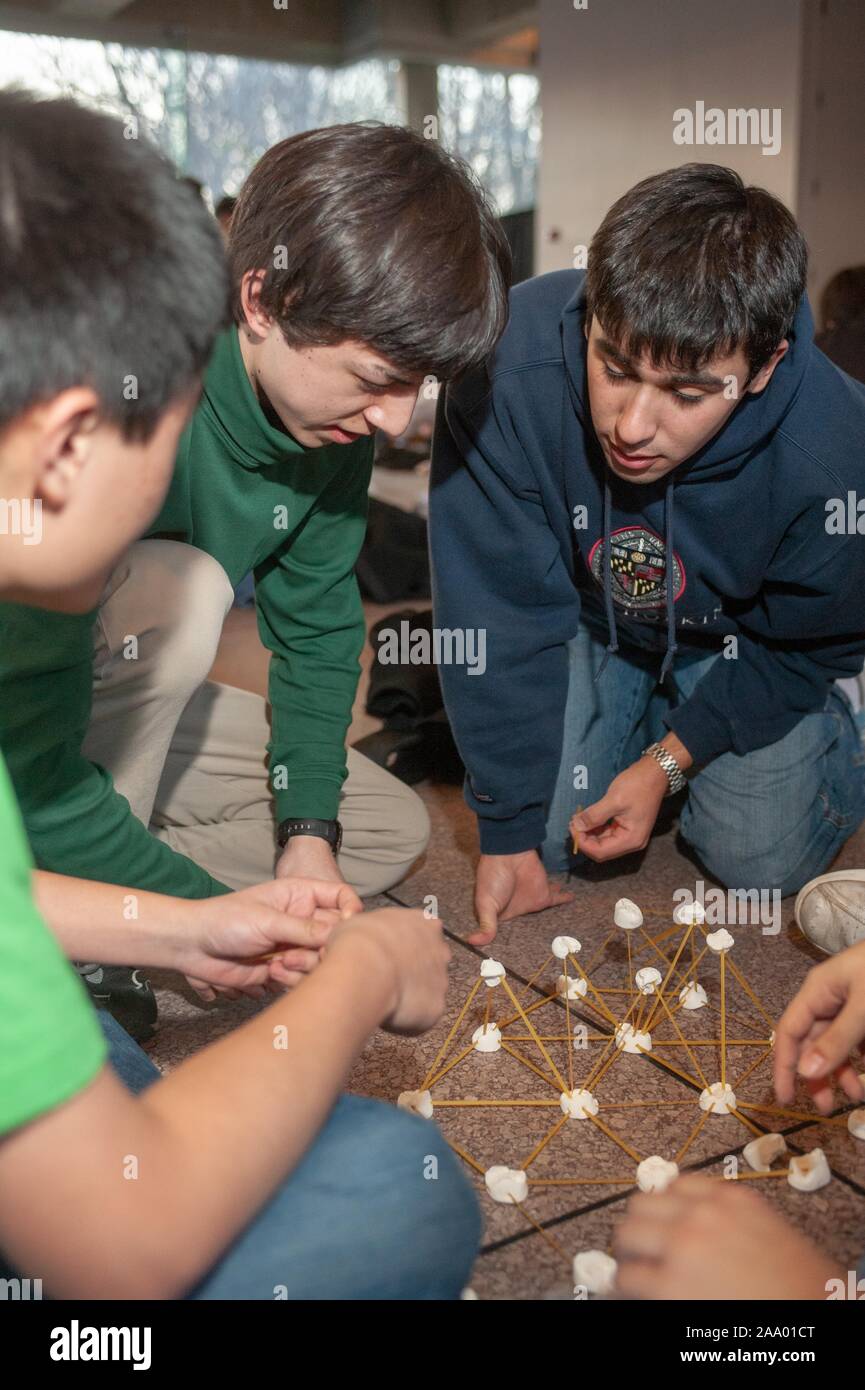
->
<box><xmin>0</xmin><ymin>120</ymin><xmax>511</xmax><ymax>1038</ymax></box>
<box><xmin>215</xmin><ymin>192</ymin><xmax>237</xmax><ymax>242</ymax></box>
<box><xmin>815</xmin><ymin>265</ymin><xmax>865</xmax><ymax>385</ymax></box>
<box><xmin>430</xmin><ymin>165</ymin><xmax>865</xmax><ymax>950</ymax></box>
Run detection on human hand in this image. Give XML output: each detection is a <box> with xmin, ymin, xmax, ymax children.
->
<box><xmin>614</xmin><ymin>1174</ymin><xmax>842</xmax><ymax>1300</ymax></box>
<box><xmin>328</xmin><ymin>906</ymin><xmax>451</xmax><ymax>1036</ymax></box>
<box><xmin>276</xmin><ymin>835</ymin><xmax>363</xmax><ymax>915</ymax></box>
<box><xmin>180</xmin><ymin>877</ymin><xmax>360</xmax><ymax>1001</ymax></box>
<box><xmin>570</xmin><ymin>756</ymin><xmax>667</xmax><ymax>862</ymax></box>
<box><xmin>774</xmin><ymin>939</ymin><xmax>865</xmax><ymax>1112</ymax></box>
<box><xmin>472</xmin><ymin>850</ymin><xmax>573</xmax><ymax>947</ymax></box>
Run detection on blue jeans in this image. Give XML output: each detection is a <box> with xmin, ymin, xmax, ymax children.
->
<box><xmin>0</xmin><ymin>1011</ymin><xmax>480</xmax><ymax>1300</ymax></box>
<box><xmin>542</xmin><ymin>618</ymin><xmax>865</xmax><ymax>896</ymax></box>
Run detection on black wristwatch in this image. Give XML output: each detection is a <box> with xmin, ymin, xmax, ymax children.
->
<box><xmin>277</xmin><ymin>816</ymin><xmax>343</xmax><ymax>854</ymax></box>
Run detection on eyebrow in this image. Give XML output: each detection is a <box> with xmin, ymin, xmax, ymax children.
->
<box><xmin>596</xmin><ymin>337</ymin><xmax>727</xmax><ymax>390</ymax></box>
<box><xmin>356</xmin><ymin>364</ymin><xmax>418</xmax><ymax>388</ymax></box>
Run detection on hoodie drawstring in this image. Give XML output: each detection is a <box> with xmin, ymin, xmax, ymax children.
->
<box><xmin>594</xmin><ymin>477</ymin><xmax>619</xmax><ymax>681</ymax></box>
<box><xmin>659</xmin><ymin>477</ymin><xmax>678</xmax><ymax>683</ymax></box>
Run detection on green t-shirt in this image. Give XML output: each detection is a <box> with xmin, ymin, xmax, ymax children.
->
<box><xmin>0</xmin><ymin>754</ymin><xmax>106</xmax><ymax>1136</ymax></box>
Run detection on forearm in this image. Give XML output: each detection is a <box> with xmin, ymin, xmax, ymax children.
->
<box><xmin>0</xmin><ymin>932</ymin><xmax>394</xmax><ymax>1299</ymax></box>
<box><xmin>658</xmin><ymin>730</ymin><xmax>693</xmax><ymax>772</ymax></box>
<box><xmin>32</xmin><ymin>870</ymin><xmax>197</xmax><ymax>968</ymax></box>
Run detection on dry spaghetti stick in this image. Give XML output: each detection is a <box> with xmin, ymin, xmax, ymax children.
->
<box><xmin>433</xmin><ymin>1098</ymin><xmax>561</xmax><ymax>1107</ymax></box>
<box><xmin>512</xmin><ymin>1203</ymin><xmax>572</xmax><ymax>1266</ymax></box>
<box><xmin>728</xmin><ymin>1169</ymin><xmax>791</xmax><ymax>1181</ymax></box>
<box><xmin>587</xmin><ymin>1044</ymin><xmax>622</xmax><ymax>1093</ymax></box>
<box><xmin>723</xmin><ymin>956</ymin><xmax>777</xmax><ymax>1033</ymax></box>
<box><xmin>639</xmin><ymin>1046</ymin><xmax>703</xmax><ymax>1091</ymax></box>
<box><xmin>517</xmin><ymin>954</ymin><xmax>556</xmax><ymax>1003</ymax></box>
<box><xmin>424</xmin><ymin>1041</ymin><xmax>475</xmax><ymax>1090</ymax></box>
<box><xmin>675</xmin><ymin>1107</ymin><xmax>710</xmax><ymax>1165</ymax></box>
<box><xmin>728</xmin><ymin>1107</ymin><xmax>765</xmax><ymax>1138</ymax></box>
<box><xmin>421</xmin><ymin>977</ymin><xmax>483</xmax><ymax>1089</ymax></box>
<box><xmin>720</xmin><ymin>950</ymin><xmax>727</xmax><ymax>1086</ymax></box>
<box><xmin>587</xmin><ymin>1111</ymin><xmax>643</xmax><ymax>1163</ymax></box>
<box><xmin>642</xmin><ymin>924</ymin><xmax>695</xmax><ymax>1034</ymax></box>
<box><xmin>737</xmin><ymin>1102</ymin><xmax>849</xmax><ymax>1126</ymax></box>
<box><xmin>501</xmin><ymin>979</ymin><xmax>569</xmax><ymax>1092</ymax></box>
<box><xmin>651</xmin><ymin>984</ymin><xmax>710</xmax><ymax>1091</ymax></box>
<box><xmin>572</xmin><ymin>804</ymin><xmax>583</xmax><ymax>855</ymax></box>
<box><xmin>520</xmin><ymin>1114</ymin><xmax>570</xmax><ymax>1170</ymax></box>
<box><xmin>528</xmin><ymin>1177</ymin><xmax>636</xmax><ymax>1186</ymax></box>
<box><xmin>445</xmin><ymin>1137</ymin><xmax>486</xmax><ymax>1177</ymax></box>
<box><xmin>732</xmin><ymin>1046</ymin><xmax>772</xmax><ymax>1090</ymax></box>
<box><xmin>500</xmin><ymin>1040</ymin><xmax>564</xmax><ymax>1094</ymax></box>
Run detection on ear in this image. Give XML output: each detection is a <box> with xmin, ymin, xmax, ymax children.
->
<box><xmin>32</xmin><ymin>388</ymin><xmax>101</xmax><ymax>511</ymax></box>
<box><xmin>239</xmin><ymin>270</ymin><xmax>274</xmax><ymax>340</ymax></box>
<box><xmin>746</xmin><ymin>339</ymin><xmax>789</xmax><ymax>395</ymax></box>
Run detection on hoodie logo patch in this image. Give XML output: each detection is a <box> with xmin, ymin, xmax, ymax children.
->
<box><xmin>587</xmin><ymin>527</ymin><xmax>685</xmax><ymax>615</ymax></box>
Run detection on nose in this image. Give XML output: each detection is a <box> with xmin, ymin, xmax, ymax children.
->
<box><xmin>614</xmin><ymin>386</ymin><xmax>658</xmax><ymax>451</ymax></box>
<box><xmin>365</xmin><ymin>390</ymin><xmax>419</xmax><ymax>438</ymax></box>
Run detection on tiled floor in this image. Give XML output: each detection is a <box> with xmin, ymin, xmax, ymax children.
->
<box><xmin>146</xmin><ymin>607</ymin><xmax>865</xmax><ymax>1299</ymax></box>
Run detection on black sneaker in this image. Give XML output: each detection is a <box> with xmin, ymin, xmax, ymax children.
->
<box><xmin>75</xmin><ymin>963</ymin><xmax>158</xmax><ymax>1044</ymax></box>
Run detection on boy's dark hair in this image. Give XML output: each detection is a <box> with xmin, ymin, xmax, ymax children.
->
<box><xmin>229</xmin><ymin>122</ymin><xmax>512</xmax><ymax>381</ymax></box>
<box><xmin>586</xmin><ymin>164</ymin><xmax>808</xmax><ymax>379</ymax></box>
<box><xmin>0</xmin><ymin>89</ymin><xmax>229</xmax><ymax>441</ymax></box>
<box><xmin>216</xmin><ymin>194</ymin><xmax>237</xmax><ymax>220</ymax></box>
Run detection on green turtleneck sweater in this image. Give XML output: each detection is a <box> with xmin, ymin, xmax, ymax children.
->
<box><xmin>0</xmin><ymin>327</ymin><xmax>373</xmax><ymax>897</ymax></box>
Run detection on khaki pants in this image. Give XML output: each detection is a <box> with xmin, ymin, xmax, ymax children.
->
<box><xmin>82</xmin><ymin>540</ymin><xmax>430</xmax><ymax>896</ymax></box>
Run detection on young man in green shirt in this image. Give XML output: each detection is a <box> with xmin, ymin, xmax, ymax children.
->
<box><xmin>0</xmin><ymin>118</ymin><xmax>511</xmax><ymax>1030</ymax></box>
<box><xmin>0</xmin><ymin>88</ymin><xmax>477</xmax><ymax>1299</ymax></box>
<box><xmin>0</xmin><ymin>120</ymin><xmax>509</xmax><ymax>941</ymax></box>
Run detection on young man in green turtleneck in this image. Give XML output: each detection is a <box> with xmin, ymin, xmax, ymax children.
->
<box><xmin>0</xmin><ymin>122</ymin><xmax>511</xmax><ymax>1024</ymax></box>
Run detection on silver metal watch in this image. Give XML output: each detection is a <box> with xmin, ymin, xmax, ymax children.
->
<box><xmin>642</xmin><ymin>742</ymin><xmax>686</xmax><ymax>796</ymax></box>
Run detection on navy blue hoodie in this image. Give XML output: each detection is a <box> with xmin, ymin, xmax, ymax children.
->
<box><xmin>429</xmin><ymin>269</ymin><xmax>865</xmax><ymax>856</ymax></box>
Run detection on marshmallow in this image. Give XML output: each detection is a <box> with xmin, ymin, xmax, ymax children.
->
<box><xmin>678</xmin><ymin>980</ymin><xmax>708</xmax><ymax>1010</ymax></box>
<box><xmin>552</xmin><ymin>935</ymin><xmax>581</xmax><ymax>960</ymax></box>
<box><xmin>614</xmin><ymin>898</ymin><xmax>643</xmax><ymax>931</ymax></box>
<box><xmin>742</xmin><ymin>1133</ymin><xmax>788</xmax><ymax>1170</ymax></box>
<box><xmin>673</xmin><ymin>900</ymin><xmax>706</xmax><ymax>926</ymax></box>
<box><xmin>560</xmin><ymin>1087</ymin><xmax>599</xmax><ymax>1119</ymax></box>
<box><xmin>788</xmin><ymin>1148</ymin><xmax>831</xmax><ymax>1193</ymax></box>
<box><xmin>636</xmin><ymin>1155</ymin><xmax>680</xmax><ymax>1192</ymax></box>
<box><xmin>480</xmin><ymin>958</ymin><xmax>506</xmax><ymax>987</ymax></box>
<box><xmin>847</xmin><ymin>1109</ymin><xmax>865</xmax><ymax>1141</ymax></box>
<box><xmin>484</xmin><ymin>1165</ymin><xmax>528</xmax><ymax>1204</ymax></box>
<box><xmin>635</xmin><ymin>967</ymin><xmax>662</xmax><ymax>995</ymax></box>
<box><xmin>699</xmin><ymin>1082</ymin><xmax>737</xmax><ymax>1114</ymax></box>
<box><xmin>556</xmin><ymin>973</ymin><xmax>588</xmax><ymax>1000</ymax></box>
<box><xmin>397</xmin><ymin>1089</ymin><xmax>433</xmax><ymax>1119</ymax></box>
<box><xmin>573</xmin><ymin>1250</ymin><xmax>617</xmax><ymax>1296</ymax></box>
<box><xmin>615</xmin><ymin>1022</ymin><xmax>652</xmax><ymax>1054</ymax></box>
<box><xmin>706</xmin><ymin>928</ymin><xmax>735</xmax><ymax>953</ymax></box>
<box><xmin>472</xmin><ymin>1023</ymin><xmax>502</xmax><ymax>1053</ymax></box>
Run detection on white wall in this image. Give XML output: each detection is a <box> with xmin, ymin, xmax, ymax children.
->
<box><xmin>795</xmin><ymin>0</ymin><xmax>865</xmax><ymax>315</ymax></box>
<box><xmin>537</xmin><ymin>0</ymin><xmax>804</xmax><ymax>274</ymax></box>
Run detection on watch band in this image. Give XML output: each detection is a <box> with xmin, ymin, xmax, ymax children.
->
<box><xmin>277</xmin><ymin>817</ymin><xmax>343</xmax><ymax>854</ymax></box>
<box><xmin>641</xmin><ymin>742</ymin><xmax>686</xmax><ymax>797</ymax></box>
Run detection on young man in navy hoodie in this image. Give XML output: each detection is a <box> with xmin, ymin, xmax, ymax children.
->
<box><xmin>430</xmin><ymin>163</ymin><xmax>865</xmax><ymax>948</ymax></box>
